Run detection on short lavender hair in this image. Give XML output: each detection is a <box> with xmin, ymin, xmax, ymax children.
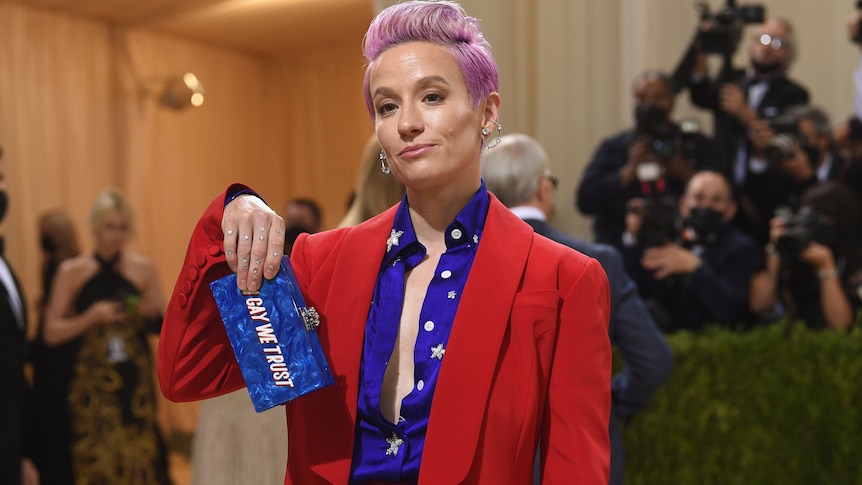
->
<box><xmin>362</xmin><ymin>1</ymin><xmax>499</xmax><ymax>120</ymax></box>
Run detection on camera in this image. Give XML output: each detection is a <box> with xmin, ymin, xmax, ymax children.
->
<box><xmin>632</xmin><ymin>196</ymin><xmax>682</xmax><ymax>247</ymax></box>
<box><xmin>671</xmin><ymin>1</ymin><xmax>767</xmax><ymax>92</ymax></box>
<box><xmin>635</xmin><ymin>104</ymin><xmax>676</xmax><ymax>161</ymax></box>
<box><xmin>696</xmin><ymin>0</ymin><xmax>766</xmax><ymax>56</ymax></box>
<box><xmin>762</xmin><ymin>113</ymin><xmax>805</xmax><ymax>165</ymax></box>
<box><xmin>635</xmin><ymin>105</ymin><xmax>703</xmax><ymax>167</ymax></box>
<box><xmin>774</xmin><ymin>206</ymin><xmax>836</xmax><ymax>260</ymax></box>
<box><xmin>679</xmin><ymin>118</ymin><xmax>702</xmax><ymax>167</ymax></box>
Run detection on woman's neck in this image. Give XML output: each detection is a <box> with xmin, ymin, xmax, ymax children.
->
<box><xmin>94</xmin><ymin>248</ymin><xmax>120</xmax><ymax>263</ymax></box>
<box><xmin>406</xmin><ymin>179</ymin><xmax>480</xmax><ymax>245</ymax></box>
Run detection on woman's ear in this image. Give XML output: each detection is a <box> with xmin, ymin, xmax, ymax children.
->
<box><xmin>482</xmin><ymin>92</ymin><xmax>501</xmax><ymax>126</ymax></box>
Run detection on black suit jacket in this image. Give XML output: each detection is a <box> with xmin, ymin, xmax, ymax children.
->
<box><xmin>525</xmin><ymin>218</ymin><xmax>673</xmax><ymax>485</ymax></box>
<box><xmin>621</xmin><ymin>224</ymin><xmax>764</xmax><ymax>332</ymax></box>
<box><xmin>0</xmin><ymin>256</ymin><xmax>29</xmax><ymax>484</ymax></box>
<box><xmin>689</xmin><ymin>69</ymin><xmax>809</xmax><ymax>172</ymax></box>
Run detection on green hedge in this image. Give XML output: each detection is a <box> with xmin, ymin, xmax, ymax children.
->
<box><xmin>623</xmin><ymin>321</ymin><xmax>862</xmax><ymax>485</ymax></box>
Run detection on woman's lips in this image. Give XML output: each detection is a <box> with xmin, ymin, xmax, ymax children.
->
<box><xmin>398</xmin><ymin>144</ymin><xmax>434</xmax><ymax>159</ymax></box>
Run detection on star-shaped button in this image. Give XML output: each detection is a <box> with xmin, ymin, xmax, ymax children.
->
<box><xmin>448</xmin><ymin>291</ymin><xmax>457</xmax><ymax>299</ymax></box>
<box><xmin>386</xmin><ymin>433</ymin><xmax>404</xmax><ymax>456</ymax></box>
<box><xmin>387</xmin><ymin>229</ymin><xmax>404</xmax><ymax>253</ymax></box>
<box><xmin>430</xmin><ymin>343</ymin><xmax>446</xmax><ymax>360</ymax></box>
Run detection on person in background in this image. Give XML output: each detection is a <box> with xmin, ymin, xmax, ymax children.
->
<box><xmin>688</xmin><ymin>17</ymin><xmax>809</xmax><ymax>173</ymax></box>
<box><xmin>189</xmin><ymin>388</ymin><xmax>287</xmax><ymax>485</ymax></box>
<box><xmin>41</xmin><ymin>188</ymin><xmax>172</xmax><ymax>484</ymax></box>
<box><xmin>36</xmin><ymin>210</ymin><xmax>81</xmax><ymax>314</ymax></box>
<box><xmin>158</xmin><ymin>2</ymin><xmax>613</xmax><ymax>483</ymax></box>
<box><xmin>576</xmin><ymin>70</ymin><xmax>721</xmax><ymax>249</ymax></box>
<box><xmin>622</xmin><ymin>170</ymin><xmax>763</xmax><ymax>332</ymax></box>
<box><xmin>0</xmin><ymin>150</ymin><xmax>39</xmax><ymax>485</ymax></box>
<box><xmin>830</xmin><ymin>13</ymin><xmax>862</xmax><ymax>207</ymax></box>
<box><xmin>29</xmin><ymin>210</ymin><xmax>80</xmax><ymax>485</ymax></box>
<box><xmin>688</xmin><ymin>17</ymin><xmax>810</xmax><ymax>245</ymax></box>
<box><xmin>338</xmin><ymin>134</ymin><xmax>406</xmax><ymax>228</ymax></box>
<box><xmin>284</xmin><ymin>197</ymin><xmax>323</xmax><ymax>233</ymax></box>
<box><xmin>482</xmin><ymin>133</ymin><xmax>673</xmax><ymax>485</ymax></box>
<box><xmin>283</xmin><ymin>197</ymin><xmax>323</xmax><ymax>255</ymax></box>
<box><xmin>750</xmin><ymin>182</ymin><xmax>862</xmax><ymax>330</ymax></box>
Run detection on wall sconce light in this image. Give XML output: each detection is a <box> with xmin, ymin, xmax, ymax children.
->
<box><xmin>159</xmin><ymin>72</ymin><xmax>205</xmax><ymax>110</ymax></box>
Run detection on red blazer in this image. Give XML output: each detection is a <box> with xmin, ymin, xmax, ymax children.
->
<box><xmin>158</xmin><ymin>186</ymin><xmax>612</xmax><ymax>484</ymax></box>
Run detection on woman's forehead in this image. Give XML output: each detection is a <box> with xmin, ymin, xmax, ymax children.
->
<box><xmin>369</xmin><ymin>42</ymin><xmax>462</xmax><ymax>91</ymax></box>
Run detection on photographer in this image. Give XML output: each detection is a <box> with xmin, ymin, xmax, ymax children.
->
<box><xmin>621</xmin><ymin>170</ymin><xmax>763</xmax><ymax>332</ymax></box>
<box><xmin>734</xmin><ymin>105</ymin><xmax>851</xmax><ymax>245</ymax></box>
<box><xmin>577</xmin><ymin>70</ymin><xmax>722</xmax><ymax>250</ymax></box>
<box><xmin>688</xmin><ymin>17</ymin><xmax>809</xmax><ymax>198</ymax></box>
<box><xmin>750</xmin><ymin>182</ymin><xmax>862</xmax><ymax>330</ymax></box>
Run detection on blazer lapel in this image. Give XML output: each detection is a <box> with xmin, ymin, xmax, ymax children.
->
<box><xmin>308</xmin><ymin>207</ymin><xmax>397</xmax><ymax>483</ymax></box>
<box><xmin>419</xmin><ymin>198</ymin><xmax>534</xmax><ymax>483</ymax></box>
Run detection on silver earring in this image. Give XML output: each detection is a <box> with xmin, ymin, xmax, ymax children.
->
<box><xmin>483</xmin><ymin>120</ymin><xmax>503</xmax><ymax>150</ymax></box>
<box><xmin>379</xmin><ymin>150</ymin><xmax>391</xmax><ymax>174</ymax></box>
<box><xmin>482</xmin><ymin>120</ymin><xmax>503</xmax><ymax>150</ymax></box>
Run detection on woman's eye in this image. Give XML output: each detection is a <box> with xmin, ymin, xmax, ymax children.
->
<box><xmin>377</xmin><ymin>103</ymin><xmax>397</xmax><ymax>115</ymax></box>
<box><xmin>425</xmin><ymin>93</ymin><xmax>443</xmax><ymax>103</ymax></box>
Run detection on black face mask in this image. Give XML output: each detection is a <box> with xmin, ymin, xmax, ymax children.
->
<box><xmin>634</xmin><ymin>104</ymin><xmax>673</xmax><ymax>138</ymax></box>
<box><xmin>0</xmin><ymin>190</ymin><xmax>7</xmax><ymax>224</ymax></box>
<box><xmin>685</xmin><ymin>207</ymin><xmax>725</xmax><ymax>244</ymax></box>
<box><xmin>803</xmin><ymin>145</ymin><xmax>822</xmax><ymax>168</ymax></box>
<box><xmin>751</xmin><ymin>60</ymin><xmax>783</xmax><ymax>77</ymax></box>
<box><xmin>41</xmin><ymin>234</ymin><xmax>57</xmax><ymax>253</ymax></box>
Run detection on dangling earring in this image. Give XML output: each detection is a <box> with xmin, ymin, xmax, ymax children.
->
<box><xmin>483</xmin><ymin>120</ymin><xmax>503</xmax><ymax>150</ymax></box>
<box><xmin>379</xmin><ymin>149</ymin><xmax>391</xmax><ymax>174</ymax></box>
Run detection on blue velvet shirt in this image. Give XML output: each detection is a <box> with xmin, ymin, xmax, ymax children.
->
<box><xmin>349</xmin><ymin>182</ymin><xmax>490</xmax><ymax>485</ymax></box>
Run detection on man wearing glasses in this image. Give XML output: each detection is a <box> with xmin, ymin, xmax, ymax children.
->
<box><xmin>688</xmin><ymin>17</ymin><xmax>810</xmax><ymax>246</ymax></box>
<box><xmin>481</xmin><ymin>134</ymin><xmax>674</xmax><ymax>485</ymax></box>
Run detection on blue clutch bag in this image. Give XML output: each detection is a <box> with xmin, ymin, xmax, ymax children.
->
<box><xmin>209</xmin><ymin>257</ymin><xmax>334</xmax><ymax>412</ymax></box>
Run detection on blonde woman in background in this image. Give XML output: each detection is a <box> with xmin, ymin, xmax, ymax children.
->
<box><xmin>338</xmin><ymin>134</ymin><xmax>406</xmax><ymax>228</ymax></box>
<box><xmin>40</xmin><ymin>188</ymin><xmax>171</xmax><ymax>485</ymax></box>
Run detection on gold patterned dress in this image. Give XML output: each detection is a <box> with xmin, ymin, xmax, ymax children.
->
<box><xmin>58</xmin><ymin>254</ymin><xmax>171</xmax><ymax>485</ymax></box>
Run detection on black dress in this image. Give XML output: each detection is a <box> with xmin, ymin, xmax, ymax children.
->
<box><xmin>31</xmin><ymin>254</ymin><xmax>172</xmax><ymax>485</ymax></box>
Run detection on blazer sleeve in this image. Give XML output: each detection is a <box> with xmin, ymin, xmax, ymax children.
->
<box><xmin>541</xmin><ymin>256</ymin><xmax>612</xmax><ymax>484</ymax></box>
<box><xmin>157</xmin><ymin>184</ymin><xmax>254</xmax><ymax>402</ymax></box>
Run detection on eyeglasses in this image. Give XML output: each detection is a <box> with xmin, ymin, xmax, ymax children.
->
<box><xmin>546</xmin><ymin>174</ymin><xmax>559</xmax><ymax>190</ymax></box>
<box><xmin>755</xmin><ymin>33</ymin><xmax>787</xmax><ymax>50</ymax></box>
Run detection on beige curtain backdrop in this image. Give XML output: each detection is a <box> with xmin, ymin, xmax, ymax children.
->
<box><xmin>0</xmin><ymin>0</ymin><xmax>374</xmax><ymax>454</ymax></box>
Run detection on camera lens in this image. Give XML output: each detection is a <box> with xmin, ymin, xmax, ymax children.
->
<box><xmin>764</xmin><ymin>133</ymin><xmax>796</xmax><ymax>165</ymax></box>
<box><xmin>652</xmin><ymin>139</ymin><xmax>675</xmax><ymax>160</ymax></box>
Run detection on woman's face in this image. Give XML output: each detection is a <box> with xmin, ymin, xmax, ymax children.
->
<box><xmin>369</xmin><ymin>41</ymin><xmax>499</xmax><ymax>193</ymax></box>
<box><xmin>94</xmin><ymin>209</ymin><xmax>129</xmax><ymax>257</ymax></box>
